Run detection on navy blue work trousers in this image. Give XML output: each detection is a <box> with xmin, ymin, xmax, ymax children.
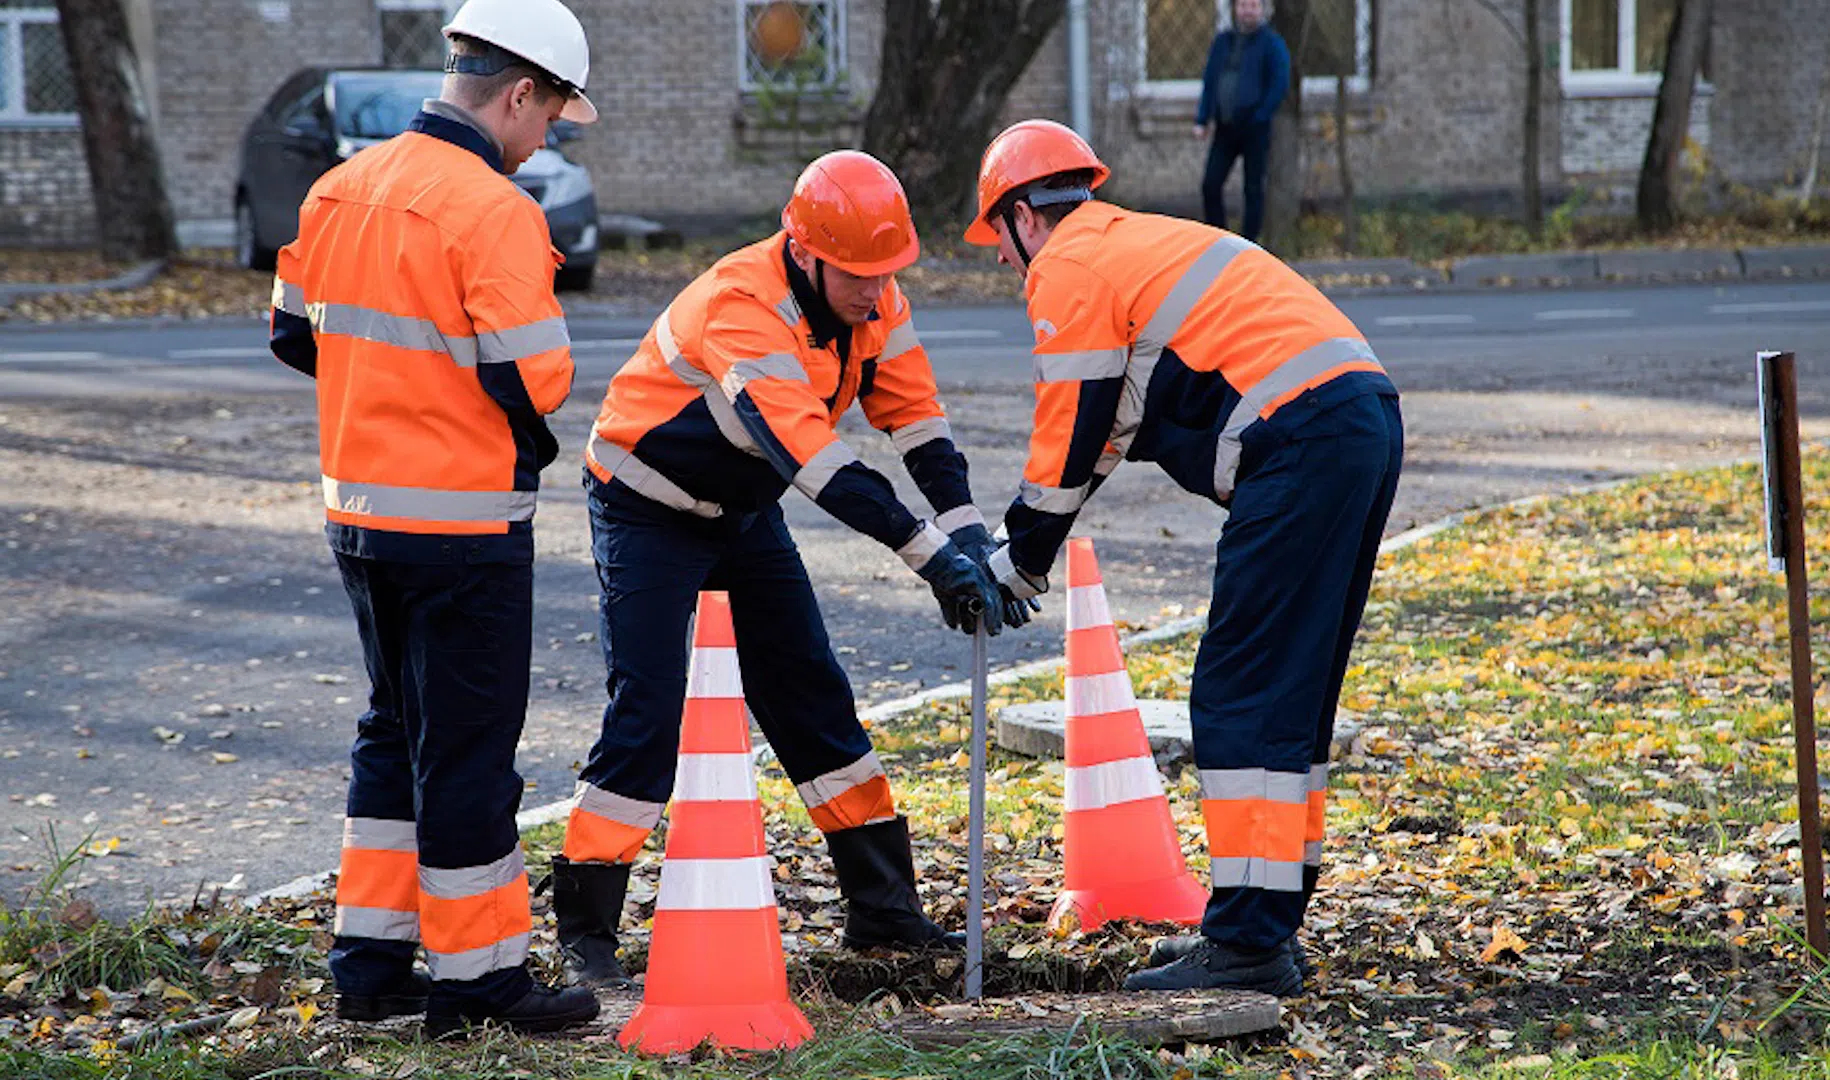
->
<box><xmin>1195</xmin><ymin>391</ymin><xmax>1403</xmax><ymax>948</ymax></box>
<box><xmin>329</xmin><ymin>553</ymin><xmax>534</xmax><ymax>1010</ymax></box>
<box><xmin>1202</xmin><ymin>121</ymin><xmax>1272</xmax><ymax>241</ymax></box>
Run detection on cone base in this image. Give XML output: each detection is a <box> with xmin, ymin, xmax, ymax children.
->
<box><xmin>1048</xmin><ymin>872</ymin><xmax>1210</xmax><ymax>932</ymax></box>
<box><xmin>617</xmin><ymin>1000</ymin><xmax>814</xmax><ymax>1055</ymax></box>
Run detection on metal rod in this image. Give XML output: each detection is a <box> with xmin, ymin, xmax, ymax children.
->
<box><xmin>966</xmin><ymin>624</ymin><xmax>989</xmax><ymax>1000</ymax></box>
<box><xmin>1770</xmin><ymin>351</ymin><xmax>1828</xmax><ymax>959</ymax></box>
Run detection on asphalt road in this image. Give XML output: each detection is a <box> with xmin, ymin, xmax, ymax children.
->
<box><xmin>2</xmin><ymin>278</ymin><xmax>1828</xmax><ymax>912</ymax></box>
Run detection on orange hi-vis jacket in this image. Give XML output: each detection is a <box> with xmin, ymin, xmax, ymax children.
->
<box><xmin>269</xmin><ymin>103</ymin><xmax>574</xmax><ymax>564</ymax></box>
<box><xmin>586</xmin><ymin>233</ymin><xmax>980</xmax><ymax>566</ymax></box>
<box><xmin>989</xmin><ymin>201</ymin><xmax>1397</xmax><ymax>586</ymax></box>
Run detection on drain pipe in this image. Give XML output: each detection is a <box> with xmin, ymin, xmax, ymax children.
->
<box><xmin>1067</xmin><ymin>0</ymin><xmax>1091</xmax><ymax>138</ymax></box>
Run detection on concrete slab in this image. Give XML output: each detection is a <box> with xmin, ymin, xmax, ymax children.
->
<box><xmin>887</xmin><ymin>989</ymin><xmax>1280</xmax><ymax>1048</ymax></box>
<box><xmin>998</xmin><ymin>699</ymin><xmax>1362</xmax><ymax>768</ymax></box>
<box><xmin>1450</xmin><ymin>252</ymin><xmax>1600</xmax><ymax>286</ymax></box>
<box><xmin>1293</xmin><ymin>257</ymin><xmax>1446</xmax><ymax>287</ymax></box>
<box><xmin>1738</xmin><ymin>245</ymin><xmax>1830</xmax><ymax>279</ymax></box>
<box><xmin>1597</xmin><ymin>248</ymin><xmax>1740</xmax><ymax>281</ymax></box>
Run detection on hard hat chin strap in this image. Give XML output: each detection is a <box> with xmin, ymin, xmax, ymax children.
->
<box><xmin>1000</xmin><ymin>185</ymin><xmax>1092</xmax><ymax>269</ymax></box>
<box><xmin>445</xmin><ymin>49</ymin><xmax>577</xmax><ymax>100</ymax></box>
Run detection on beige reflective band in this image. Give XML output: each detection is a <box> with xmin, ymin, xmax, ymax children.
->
<box><xmin>654</xmin><ymin>856</ymin><xmax>776</xmax><ymax>911</ymax></box>
<box><xmin>334</xmin><ymin>905</ymin><xmax>419</xmax><ymax>941</ymax></box>
<box><xmin>479</xmin><ymin>316</ymin><xmax>570</xmax><ymax>365</ymax></box>
<box><xmin>987</xmin><ymin>544</ymin><xmax>1044</xmax><ymax>600</ymax></box>
<box><xmin>776</xmin><ymin>293</ymin><xmax>803</xmax><ymax>329</ymax></box>
<box><xmin>1033</xmin><ymin>347</ymin><xmax>1129</xmax><ymax>384</ymax></box>
<box><xmin>651</xmin><ymin>314</ymin><xmax>765</xmax><ymax>458</ymax></box>
<box><xmin>793</xmin><ymin>439</ymin><xmax>861</xmax><ymax>501</ymax></box>
<box><xmin>1304</xmin><ymin>840</ymin><xmax>1323</xmax><ymax>866</ymax></box>
<box><xmin>1066</xmin><ymin>670</ymin><xmax>1135</xmax><ymax>718</ymax></box>
<box><xmin>309</xmin><ymin>302</ymin><xmax>480</xmax><ymax>366</ymax></box>
<box><xmin>934</xmin><ymin>504</ymin><xmax>985</xmax><ymax>534</ymax></box>
<box><xmin>1066</xmin><ymin>583</ymin><xmax>1111</xmax><ymax>632</ymax></box>
<box><xmin>897</xmin><ymin>520</ymin><xmax>950</xmax><ymax>573</ymax></box>
<box><xmin>323</xmin><ymin>477</ymin><xmax>536</xmax><ymax>523</ymax></box>
<box><xmin>1019</xmin><ymin>478</ymin><xmax>1092</xmax><ymax>515</ymax></box>
<box><xmin>1198</xmin><ymin>767</ymin><xmax>1310</xmax><ymax>805</ymax></box>
<box><xmin>573</xmin><ymin>780</ymin><xmax>665</xmax><ymax>830</ymax></box>
<box><xmin>1308</xmin><ymin>763</ymin><xmax>1331</xmax><ymax>791</ymax></box>
<box><xmin>889</xmin><ymin>416</ymin><xmax>952</xmax><ymax>455</ymax></box>
<box><xmin>587</xmin><ymin>433</ymin><xmax>724</xmax><ymax>519</ymax></box>
<box><xmin>418</xmin><ymin>849</ymin><xmax>524</xmax><ymax>902</ymax></box>
<box><xmin>722</xmin><ymin>352</ymin><xmax>810</xmax><ymax>399</ymax></box>
<box><xmin>272</xmin><ymin>278</ymin><xmax>307</xmax><ymax>317</ymax></box>
<box><xmin>795</xmin><ymin>752</ymin><xmax>887</xmax><ymax>810</ymax></box>
<box><xmin>1212</xmin><ymin>337</ymin><xmax>1381</xmax><ymax>499</ymax></box>
<box><xmin>1210</xmin><ymin>857</ymin><xmax>1305</xmax><ymax>892</ymax></box>
<box><xmin>881</xmin><ymin>321</ymin><xmax>922</xmax><ymax>363</ymax></box>
<box><xmin>654</xmin><ymin>307</ymin><xmax>684</xmax><ymax>364</ymax></box>
<box><xmin>675</xmin><ymin>752</ymin><xmax>758</xmax><ymax>802</ymax></box>
<box><xmin>425</xmin><ymin>932</ymin><xmax>531</xmax><ymax>981</ymax></box>
<box><xmin>685</xmin><ymin>644</ymin><xmax>743</xmax><ymax>699</ymax></box>
<box><xmin>1064</xmin><ymin>757</ymin><xmax>1165</xmax><ymax>812</ymax></box>
<box><xmin>1110</xmin><ymin>234</ymin><xmax>1255</xmax><ymax>456</ymax></box>
<box><xmin>342</xmin><ymin>816</ymin><xmax>417</xmax><ymax>852</ymax></box>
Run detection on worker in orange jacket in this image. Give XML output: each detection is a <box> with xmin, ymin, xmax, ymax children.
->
<box><xmin>964</xmin><ymin>120</ymin><xmax>1403</xmax><ymax>996</ymax></box>
<box><xmin>267</xmin><ymin>0</ymin><xmax>599</xmax><ymax>1037</ymax></box>
<box><xmin>546</xmin><ymin>151</ymin><xmax>1012</xmax><ymax>985</ymax></box>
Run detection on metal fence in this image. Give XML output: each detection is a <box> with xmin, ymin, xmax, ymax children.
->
<box><xmin>1</xmin><ymin>1</ymin><xmax>78</xmax><ymax>121</ymax></box>
<box><xmin>741</xmin><ymin>0</ymin><xmax>845</xmax><ymax>91</ymax></box>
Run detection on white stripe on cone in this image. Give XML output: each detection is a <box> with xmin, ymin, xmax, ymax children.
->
<box><xmin>686</xmin><ymin>645</ymin><xmax>743</xmax><ymax>699</ymax></box>
<box><xmin>1066</xmin><ymin>583</ymin><xmax>1112</xmax><ymax>632</ymax></box>
<box><xmin>1064</xmin><ymin>756</ymin><xmax>1167</xmax><ymax>812</ymax></box>
<box><xmin>655</xmin><ymin>856</ymin><xmax>777</xmax><ymax>911</ymax></box>
<box><xmin>1065</xmin><ymin>670</ymin><xmax>1136</xmax><ymax>718</ymax></box>
<box><xmin>674</xmin><ymin>752</ymin><xmax>759</xmax><ymax>801</ymax></box>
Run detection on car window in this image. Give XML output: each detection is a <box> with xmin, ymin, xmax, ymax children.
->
<box><xmin>261</xmin><ymin>71</ymin><xmax>322</xmax><ymax>124</ymax></box>
<box><xmin>278</xmin><ymin>83</ymin><xmax>328</xmax><ymax>135</ymax></box>
<box><xmin>330</xmin><ymin>72</ymin><xmax>444</xmax><ymax>141</ymax></box>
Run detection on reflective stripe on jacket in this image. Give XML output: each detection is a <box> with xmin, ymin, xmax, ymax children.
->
<box><xmin>1004</xmin><ymin>201</ymin><xmax>1396</xmax><ymax>578</ymax></box>
<box><xmin>270</xmin><ymin>108</ymin><xmax>574</xmax><ymax>562</ymax></box>
<box><xmin>587</xmin><ymin>233</ymin><xmax>975</xmax><ymax>569</ymax></box>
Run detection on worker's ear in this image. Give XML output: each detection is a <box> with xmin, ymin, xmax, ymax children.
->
<box><xmin>785</xmin><ymin>238</ymin><xmax>815</xmax><ymax>277</ymax></box>
<box><xmin>510</xmin><ymin>76</ymin><xmax>539</xmax><ymax>115</ymax></box>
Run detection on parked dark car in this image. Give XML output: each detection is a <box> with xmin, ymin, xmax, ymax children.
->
<box><xmin>234</xmin><ymin>67</ymin><xmax>599</xmax><ymax>290</ymax></box>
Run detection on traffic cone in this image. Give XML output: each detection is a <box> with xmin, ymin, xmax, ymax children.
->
<box><xmin>1048</xmin><ymin>538</ymin><xmax>1210</xmax><ymax>932</ymax></box>
<box><xmin>617</xmin><ymin>592</ymin><xmax>813</xmax><ymax>1055</ymax></box>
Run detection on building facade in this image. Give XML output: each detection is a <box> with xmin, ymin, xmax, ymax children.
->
<box><xmin>2</xmin><ymin>0</ymin><xmax>1826</xmax><ymax>246</ymax></box>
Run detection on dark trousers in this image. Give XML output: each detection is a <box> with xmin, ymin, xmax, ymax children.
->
<box><xmin>1202</xmin><ymin>121</ymin><xmax>1272</xmax><ymax>241</ymax></box>
<box><xmin>329</xmin><ymin>554</ymin><xmax>535</xmax><ymax>1010</ymax></box>
<box><xmin>1193</xmin><ymin>392</ymin><xmax>1403</xmax><ymax>948</ymax></box>
<box><xmin>578</xmin><ymin>490</ymin><xmax>874</xmax><ymax>806</ymax></box>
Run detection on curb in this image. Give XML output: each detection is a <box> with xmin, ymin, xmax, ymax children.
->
<box><xmin>246</xmin><ymin>480</ymin><xmax>1615</xmax><ymax>910</ymax></box>
<box><xmin>0</xmin><ymin>259</ymin><xmax>165</xmax><ymax>304</ymax></box>
<box><xmin>1292</xmin><ymin>244</ymin><xmax>1830</xmax><ymax>296</ymax></box>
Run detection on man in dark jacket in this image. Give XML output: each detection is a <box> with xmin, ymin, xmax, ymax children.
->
<box><xmin>1194</xmin><ymin>0</ymin><xmax>1290</xmax><ymax>241</ymax></box>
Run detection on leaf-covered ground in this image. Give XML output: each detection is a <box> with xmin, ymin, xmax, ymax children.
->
<box><xmin>7</xmin><ymin>454</ymin><xmax>1830</xmax><ymax>1076</ymax></box>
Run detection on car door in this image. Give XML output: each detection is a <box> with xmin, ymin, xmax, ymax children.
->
<box><xmin>244</xmin><ymin>72</ymin><xmax>321</xmax><ymax>246</ymax></box>
<box><xmin>263</xmin><ymin>80</ymin><xmax>338</xmax><ymax>248</ymax></box>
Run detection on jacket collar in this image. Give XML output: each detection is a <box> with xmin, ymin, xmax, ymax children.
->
<box><xmin>780</xmin><ymin>236</ymin><xmax>879</xmax><ymax>351</ymax></box>
<box><xmin>410</xmin><ymin>98</ymin><xmax>508</xmax><ymax>174</ymax></box>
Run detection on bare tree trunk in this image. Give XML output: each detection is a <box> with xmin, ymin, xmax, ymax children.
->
<box><xmin>1261</xmin><ymin>0</ymin><xmax>1308</xmax><ymax>255</ymax></box>
<box><xmin>1637</xmin><ymin>0</ymin><xmax>1712</xmax><ymax>231</ymax></box>
<box><xmin>862</xmin><ymin>0</ymin><xmax>1067</xmax><ymax>227</ymax></box>
<box><xmin>1796</xmin><ymin>45</ymin><xmax>1830</xmax><ymax>204</ymax></box>
<box><xmin>1335</xmin><ymin>73</ymin><xmax>1357</xmax><ymax>254</ymax></box>
<box><xmin>1522</xmin><ymin>0</ymin><xmax>1544</xmax><ymax>237</ymax></box>
<box><xmin>55</xmin><ymin>0</ymin><xmax>175</xmax><ymax>262</ymax></box>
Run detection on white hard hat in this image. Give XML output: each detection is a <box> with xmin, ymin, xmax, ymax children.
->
<box><xmin>443</xmin><ymin>0</ymin><xmax>597</xmax><ymax>124</ymax></box>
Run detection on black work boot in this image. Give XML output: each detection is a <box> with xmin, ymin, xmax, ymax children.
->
<box><xmin>423</xmin><ymin>982</ymin><xmax>600</xmax><ymax>1039</ymax></box>
<box><xmin>549</xmin><ymin>855</ymin><xmax>633</xmax><ymax>988</ymax></box>
<box><xmin>826</xmin><ymin>816</ymin><xmax>964</xmax><ymax>951</ymax></box>
<box><xmin>1123</xmin><ymin>936</ymin><xmax>1305</xmax><ymax>996</ymax></box>
<box><xmin>336</xmin><ymin>970</ymin><xmax>430</xmax><ymax>1022</ymax></box>
<box><xmin>1149</xmin><ymin>933</ymin><xmax>1314</xmax><ymax>984</ymax></box>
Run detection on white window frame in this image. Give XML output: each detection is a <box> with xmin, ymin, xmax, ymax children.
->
<box><xmin>736</xmin><ymin>0</ymin><xmax>847</xmax><ymax>93</ymax></box>
<box><xmin>1135</xmin><ymin>0</ymin><xmax>1372</xmax><ymax>103</ymax></box>
<box><xmin>375</xmin><ymin>0</ymin><xmax>460</xmax><ymax>68</ymax></box>
<box><xmin>0</xmin><ymin>7</ymin><xmax>78</xmax><ymax>127</ymax></box>
<box><xmin>1559</xmin><ymin>0</ymin><xmax>1708</xmax><ymax>98</ymax></box>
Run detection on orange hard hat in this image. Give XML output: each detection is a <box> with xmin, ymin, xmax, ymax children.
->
<box><xmin>781</xmin><ymin>150</ymin><xmax>920</xmax><ymax>276</ymax></box>
<box><xmin>964</xmin><ymin>119</ymin><xmax>1110</xmax><ymax>246</ymax></box>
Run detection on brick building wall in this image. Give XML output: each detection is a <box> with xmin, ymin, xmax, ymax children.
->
<box><xmin>1709</xmin><ymin>0</ymin><xmax>1830</xmax><ymax>191</ymax></box>
<box><xmin>0</xmin><ymin>128</ymin><xmax>93</xmax><ymax>246</ymax></box>
<box><xmin>1561</xmin><ymin>93</ymin><xmax>1711</xmax><ymax>179</ymax></box>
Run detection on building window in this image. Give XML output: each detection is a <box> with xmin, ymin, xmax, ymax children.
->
<box><xmin>1140</xmin><ymin>0</ymin><xmax>1372</xmax><ymax>96</ymax></box>
<box><xmin>378</xmin><ymin>0</ymin><xmax>458</xmax><ymax>70</ymax></box>
<box><xmin>0</xmin><ymin>4</ymin><xmax>78</xmax><ymax>125</ymax></box>
<box><xmin>1562</xmin><ymin>0</ymin><xmax>1698</xmax><ymax>90</ymax></box>
<box><xmin>739</xmin><ymin>0</ymin><xmax>845</xmax><ymax>91</ymax></box>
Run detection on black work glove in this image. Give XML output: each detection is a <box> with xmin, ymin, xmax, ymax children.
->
<box><xmin>931</xmin><ymin>521</ymin><xmax>997</xmax><ymax>631</ymax></box>
<box><xmin>1000</xmin><ymin>585</ymin><xmax>1042</xmax><ymax>630</ymax></box>
<box><xmin>916</xmin><ymin>540</ymin><xmax>1004</xmax><ymax>637</ymax></box>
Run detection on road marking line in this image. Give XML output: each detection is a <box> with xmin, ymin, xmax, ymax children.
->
<box><xmin>1534</xmin><ymin>308</ymin><xmax>1635</xmax><ymax>321</ymax></box>
<box><xmin>1708</xmin><ymin>300</ymin><xmax>1830</xmax><ymax>315</ymax></box>
<box><xmin>1373</xmin><ymin>314</ymin><xmax>1475</xmax><ymax>327</ymax></box>
<box><xmin>0</xmin><ymin>351</ymin><xmax>105</xmax><ymax>363</ymax></box>
<box><xmin>916</xmin><ymin>329</ymin><xmax>1004</xmax><ymax>341</ymax></box>
<box><xmin>168</xmin><ymin>347</ymin><xmax>273</xmax><ymax>360</ymax></box>
<box><xmin>571</xmin><ymin>338</ymin><xmax>644</xmax><ymax>350</ymax></box>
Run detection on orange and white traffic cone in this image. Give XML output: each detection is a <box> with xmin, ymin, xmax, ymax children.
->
<box><xmin>617</xmin><ymin>592</ymin><xmax>813</xmax><ymax>1055</ymax></box>
<box><xmin>1048</xmin><ymin>538</ymin><xmax>1210</xmax><ymax>932</ymax></box>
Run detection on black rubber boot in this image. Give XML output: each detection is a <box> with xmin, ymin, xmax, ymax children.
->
<box><xmin>335</xmin><ymin>970</ymin><xmax>430</xmax><ymax>1022</ymax></box>
<box><xmin>1149</xmin><ymin>933</ymin><xmax>1314</xmax><ymax>984</ymax></box>
<box><xmin>826</xmin><ymin>817</ymin><xmax>963</xmax><ymax>951</ymax></box>
<box><xmin>549</xmin><ymin>855</ymin><xmax>633</xmax><ymax>988</ymax></box>
<box><xmin>1123</xmin><ymin>937</ymin><xmax>1304</xmax><ymax>996</ymax></box>
<box><xmin>423</xmin><ymin>982</ymin><xmax>600</xmax><ymax>1039</ymax></box>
